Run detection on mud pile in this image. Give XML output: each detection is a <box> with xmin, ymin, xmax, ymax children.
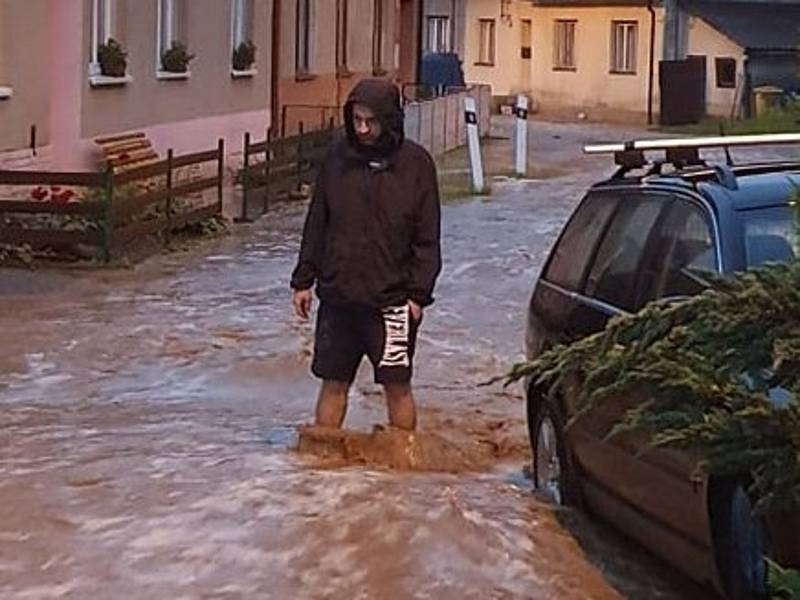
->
<box><xmin>296</xmin><ymin>425</ymin><xmax>495</xmax><ymax>472</ymax></box>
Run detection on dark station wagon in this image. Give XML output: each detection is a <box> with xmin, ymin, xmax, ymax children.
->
<box><xmin>525</xmin><ymin>134</ymin><xmax>800</xmax><ymax>600</ymax></box>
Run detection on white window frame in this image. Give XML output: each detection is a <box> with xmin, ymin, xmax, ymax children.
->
<box><xmin>295</xmin><ymin>0</ymin><xmax>314</xmax><ymax>76</ymax></box>
<box><xmin>426</xmin><ymin>15</ymin><xmax>451</xmax><ymax>53</ymax></box>
<box><xmin>232</xmin><ymin>0</ymin><xmax>257</xmax><ymax>75</ymax></box>
<box><xmin>553</xmin><ymin>19</ymin><xmax>576</xmax><ymax>70</ymax></box>
<box><xmin>90</xmin><ymin>0</ymin><xmax>115</xmax><ymax>75</ymax></box>
<box><xmin>88</xmin><ymin>0</ymin><xmax>132</xmax><ymax>85</ymax></box>
<box><xmin>158</xmin><ymin>0</ymin><xmax>177</xmax><ymax>63</ymax></box>
<box><xmin>0</xmin><ymin>31</ymin><xmax>10</xmax><ymax>98</ymax></box>
<box><xmin>477</xmin><ymin>19</ymin><xmax>496</xmax><ymax>66</ymax></box>
<box><xmin>610</xmin><ymin>20</ymin><xmax>638</xmax><ymax>74</ymax></box>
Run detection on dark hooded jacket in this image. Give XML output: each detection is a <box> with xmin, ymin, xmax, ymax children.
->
<box><xmin>290</xmin><ymin>79</ymin><xmax>442</xmax><ymax>309</ymax></box>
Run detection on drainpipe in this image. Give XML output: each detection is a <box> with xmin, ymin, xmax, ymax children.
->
<box><xmin>416</xmin><ymin>0</ymin><xmax>424</xmax><ymax>82</ymax></box>
<box><xmin>450</xmin><ymin>0</ymin><xmax>457</xmax><ymax>53</ymax></box>
<box><xmin>270</xmin><ymin>0</ymin><xmax>281</xmax><ymax>136</ymax></box>
<box><xmin>647</xmin><ymin>0</ymin><xmax>656</xmax><ymax>125</ymax></box>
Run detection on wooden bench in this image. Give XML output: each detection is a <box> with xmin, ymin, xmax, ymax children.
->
<box><xmin>94</xmin><ymin>131</ymin><xmax>161</xmax><ymax>174</ymax></box>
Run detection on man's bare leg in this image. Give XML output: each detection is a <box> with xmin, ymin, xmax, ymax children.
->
<box><xmin>384</xmin><ymin>382</ymin><xmax>417</xmax><ymax>431</ymax></box>
<box><xmin>315</xmin><ymin>380</ymin><xmax>350</xmax><ymax>428</ymax></box>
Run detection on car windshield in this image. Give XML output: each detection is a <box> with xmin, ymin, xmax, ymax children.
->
<box><xmin>741</xmin><ymin>205</ymin><xmax>798</xmax><ymax>267</ymax></box>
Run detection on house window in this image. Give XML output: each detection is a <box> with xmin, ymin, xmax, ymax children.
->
<box><xmin>337</xmin><ymin>0</ymin><xmax>349</xmax><ymax>72</ymax></box>
<box><xmin>477</xmin><ymin>19</ymin><xmax>496</xmax><ymax>66</ymax></box>
<box><xmin>158</xmin><ymin>0</ymin><xmax>188</xmax><ymax>69</ymax></box>
<box><xmin>232</xmin><ymin>0</ymin><xmax>254</xmax><ymax>53</ymax></box>
<box><xmin>296</xmin><ymin>0</ymin><xmax>313</xmax><ymax>75</ymax></box>
<box><xmin>716</xmin><ymin>57</ymin><xmax>737</xmax><ymax>88</ymax></box>
<box><xmin>553</xmin><ymin>19</ymin><xmax>576</xmax><ymax>70</ymax></box>
<box><xmin>90</xmin><ymin>0</ymin><xmax>118</xmax><ymax>73</ymax></box>
<box><xmin>521</xmin><ymin>18</ymin><xmax>532</xmax><ymax>60</ymax></box>
<box><xmin>426</xmin><ymin>16</ymin><xmax>450</xmax><ymax>53</ymax></box>
<box><xmin>610</xmin><ymin>20</ymin><xmax>637</xmax><ymax>74</ymax></box>
<box><xmin>372</xmin><ymin>0</ymin><xmax>384</xmax><ymax>73</ymax></box>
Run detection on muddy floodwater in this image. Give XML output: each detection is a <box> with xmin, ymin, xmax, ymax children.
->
<box><xmin>7</xmin><ymin>120</ymin><xmax>789</xmax><ymax>599</ymax></box>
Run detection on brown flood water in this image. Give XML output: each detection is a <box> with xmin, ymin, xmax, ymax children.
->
<box><xmin>0</xmin><ymin>121</ymin><xmax>727</xmax><ymax>599</ymax></box>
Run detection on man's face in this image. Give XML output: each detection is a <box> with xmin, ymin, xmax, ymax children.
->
<box><xmin>352</xmin><ymin>103</ymin><xmax>382</xmax><ymax>145</ymax></box>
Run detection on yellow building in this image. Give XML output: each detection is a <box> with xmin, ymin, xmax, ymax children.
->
<box><xmin>449</xmin><ymin>0</ymin><xmax>800</xmax><ymax>124</ymax></box>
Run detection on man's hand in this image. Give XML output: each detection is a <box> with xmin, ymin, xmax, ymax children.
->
<box><xmin>408</xmin><ymin>300</ymin><xmax>423</xmax><ymax>323</ymax></box>
<box><xmin>293</xmin><ymin>289</ymin><xmax>313</xmax><ymax>320</ymax></box>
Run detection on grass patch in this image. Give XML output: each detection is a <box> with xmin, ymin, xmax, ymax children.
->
<box><xmin>662</xmin><ymin>103</ymin><xmax>800</xmax><ymax>135</ymax></box>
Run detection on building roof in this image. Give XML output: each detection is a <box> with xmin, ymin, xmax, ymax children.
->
<box><xmin>687</xmin><ymin>1</ymin><xmax>800</xmax><ymax>51</ymax></box>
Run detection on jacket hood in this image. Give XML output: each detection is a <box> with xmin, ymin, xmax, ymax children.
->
<box><xmin>343</xmin><ymin>78</ymin><xmax>405</xmax><ymax>160</ymax></box>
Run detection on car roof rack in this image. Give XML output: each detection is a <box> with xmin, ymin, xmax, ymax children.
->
<box><xmin>584</xmin><ymin>133</ymin><xmax>800</xmax><ymax>184</ymax></box>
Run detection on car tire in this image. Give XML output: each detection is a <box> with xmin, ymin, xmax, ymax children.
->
<box><xmin>714</xmin><ymin>480</ymin><xmax>769</xmax><ymax>600</ymax></box>
<box><xmin>528</xmin><ymin>396</ymin><xmax>582</xmax><ymax>506</ymax></box>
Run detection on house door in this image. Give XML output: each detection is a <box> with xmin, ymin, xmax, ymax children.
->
<box><xmin>659</xmin><ymin>55</ymin><xmax>707</xmax><ymax>125</ymax></box>
<box><xmin>520</xmin><ymin>18</ymin><xmax>532</xmax><ymax>92</ymax></box>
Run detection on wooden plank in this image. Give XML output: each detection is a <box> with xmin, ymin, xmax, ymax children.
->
<box><xmin>248</xmin><ymin>140</ymin><xmax>269</xmax><ymax>155</ymax></box>
<box><xmin>0</xmin><ymin>170</ymin><xmax>106</xmax><ymax>187</ymax></box>
<box><xmin>0</xmin><ymin>226</ymin><xmax>102</xmax><ymax>249</ymax></box>
<box><xmin>0</xmin><ymin>200</ymin><xmax>103</xmax><ymax>216</ymax></box>
<box><xmin>172</xmin><ymin>149</ymin><xmax>220</xmax><ymax>168</ymax></box>
<box><xmin>108</xmin><ymin>149</ymin><xmax>160</xmax><ymax>168</ymax></box>
<box><xmin>113</xmin><ymin>160</ymin><xmax>170</xmax><ymax>184</ymax></box>
<box><xmin>95</xmin><ymin>131</ymin><xmax>146</xmax><ymax>145</ymax></box>
<box><xmin>173</xmin><ymin>176</ymin><xmax>219</xmax><ymax>197</ymax></box>
<box><xmin>112</xmin><ymin>188</ymin><xmax>170</xmax><ymax>223</ymax></box>
<box><xmin>103</xmin><ymin>139</ymin><xmax>154</xmax><ymax>155</ymax></box>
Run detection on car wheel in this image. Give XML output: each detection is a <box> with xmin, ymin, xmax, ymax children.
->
<box><xmin>715</xmin><ymin>481</ymin><xmax>769</xmax><ymax>600</ymax></box>
<box><xmin>529</xmin><ymin>398</ymin><xmax>581</xmax><ymax>506</ymax></box>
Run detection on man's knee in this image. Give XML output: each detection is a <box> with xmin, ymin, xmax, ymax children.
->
<box><xmin>383</xmin><ymin>382</ymin><xmax>412</xmax><ymax>401</ymax></box>
<box><xmin>321</xmin><ymin>380</ymin><xmax>350</xmax><ymax>397</ymax></box>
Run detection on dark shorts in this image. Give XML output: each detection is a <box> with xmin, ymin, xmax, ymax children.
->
<box><xmin>311</xmin><ymin>302</ymin><xmax>420</xmax><ymax>385</ymax></box>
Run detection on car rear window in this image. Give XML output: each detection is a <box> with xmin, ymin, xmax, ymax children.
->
<box><xmin>741</xmin><ymin>206</ymin><xmax>797</xmax><ymax>267</ymax></box>
<box><xmin>544</xmin><ymin>193</ymin><xmax>618</xmax><ymax>291</ymax></box>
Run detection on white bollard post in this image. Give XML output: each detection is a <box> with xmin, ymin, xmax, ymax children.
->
<box><xmin>464</xmin><ymin>96</ymin><xmax>485</xmax><ymax>193</ymax></box>
<box><xmin>515</xmin><ymin>94</ymin><xmax>529</xmax><ymax>177</ymax></box>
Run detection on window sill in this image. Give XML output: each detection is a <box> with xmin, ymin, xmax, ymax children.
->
<box><xmin>231</xmin><ymin>68</ymin><xmax>258</xmax><ymax>79</ymax></box>
<box><xmin>552</xmin><ymin>67</ymin><xmax>577</xmax><ymax>72</ymax></box>
<box><xmin>337</xmin><ymin>67</ymin><xmax>354</xmax><ymax>79</ymax></box>
<box><xmin>372</xmin><ymin>67</ymin><xmax>388</xmax><ymax>77</ymax></box>
<box><xmin>474</xmin><ymin>62</ymin><xmax>495</xmax><ymax>67</ymax></box>
<box><xmin>157</xmin><ymin>70</ymin><xmax>191</xmax><ymax>81</ymax></box>
<box><xmin>295</xmin><ymin>72</ymin><xmax>317</xmax><ymax>82</ymax></box>
<box><xmin>609</xmin><ymin>70</ymin><xmax>637</xmax><ymax>76</ymax></box>
<box><xmin>89</xmin><ymin>74</ymin><xmax>133</xmax><ymax>87</ymax></box>
<box><xmin>0</xmin><ymin>86</ymin><xmax>12</xmax><ymax>100</ymax></box>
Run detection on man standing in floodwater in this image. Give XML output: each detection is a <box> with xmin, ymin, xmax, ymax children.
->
<box><xmin>290</xmin><ymin>78</ymin><xmax>442</xmax><ymax>431</ymax></box>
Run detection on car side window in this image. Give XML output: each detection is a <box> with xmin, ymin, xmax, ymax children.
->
<box><xmin>584</xmin><ymin>196</ymin><xmax>665</xmax><ymax>311</ymax></box>
<box><xmin>544</xmin><ymin>193</ymin><xmax>618</xmax><ymax>291</ymax></box>
<box><xmin>652</xmin><ymin>200</ymin><xmax>717</xmax><ymax>299</ymax></box>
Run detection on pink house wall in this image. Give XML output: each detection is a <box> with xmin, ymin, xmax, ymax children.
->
<box><xmin>45</xmin><ymin>0</ymin><xmax>271</xmax><ymax>171</ymax></box>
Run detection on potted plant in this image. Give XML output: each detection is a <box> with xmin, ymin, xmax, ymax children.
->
<box><xmin>232</xmin><ymin>40</ymin><xmax>256</xmax><ymax>71</ymax></box>
<box><xmin>161</xmin><ymin>41</ymin><xmax>195</xmax><ymax>73</ymax></box>
<box><xmin>98</xmin><ymin>38</ymin><xmax>128</xmax><ymax>77</ymax></box>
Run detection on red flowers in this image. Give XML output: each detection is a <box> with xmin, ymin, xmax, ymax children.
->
<box><xmin>30</xmin><ymin>186</ymin><xmax>48</xmax><ymax>201</ymax></box>
<box><xmin>29</xmin><ymin>186</ymin><xmax>77</xmax><ymax>204</ymax></box>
